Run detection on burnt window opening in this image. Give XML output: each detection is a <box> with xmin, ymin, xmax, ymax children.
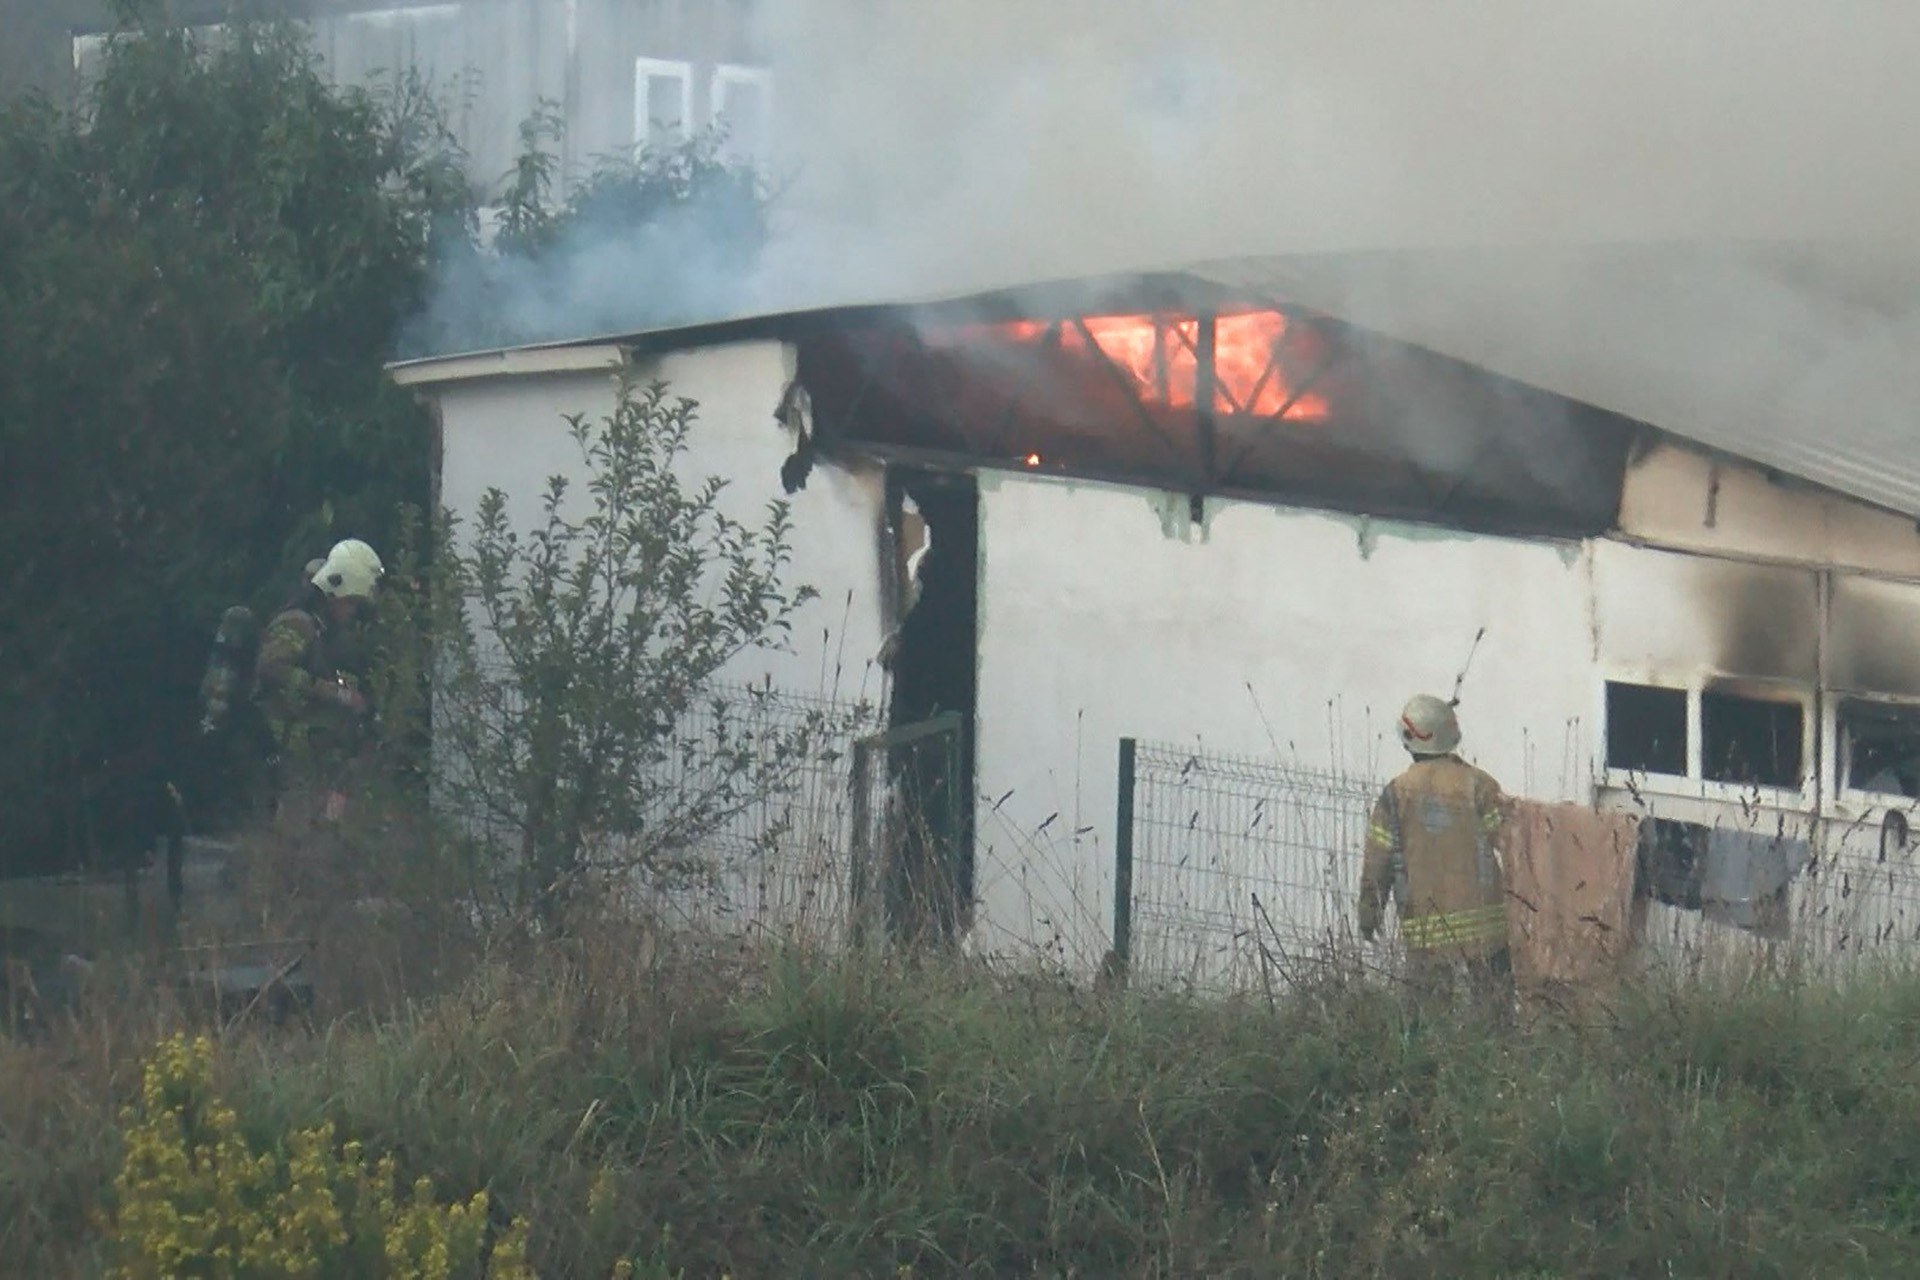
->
<box><xmin>1606</xmin><ymin>682</ymin><xmax>1687</xmax><ymax>776</ymax></box>
<box><xmin>795</xmin><ymin>296</ymin><xmax>1635</xmax><ymax>540</ymax></box>
<box><xmin>881</xmin><ymin>469</ymin><xmax>979</xmax><ymax>943</ymax></box>
<box><xmin>1701</xmin><ymin>690</ymin><xmax>1804</xmax><ymax>789</ymax></box>
<box><xmin>1841</xmin><ymin>701</ymin><xmax>1920</xmax><ymax>798</ymax></box>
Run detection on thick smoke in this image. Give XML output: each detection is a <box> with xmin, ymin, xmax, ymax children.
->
<box><xmin>751</xmin><ymin>0</ymin><xmax>1920</xmax><ymax>299</ymax></box>
<box><xmin>407</xmin><ymin>0</ymin><xmax>1920</xmax><ymax>505</ymax></box>
<box><xmin>741</xmin><ymin>0</ymin><xmax>1920</xmax><ymax>506</ymax></box>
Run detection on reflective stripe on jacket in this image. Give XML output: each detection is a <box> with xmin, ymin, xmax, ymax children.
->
<box><xmin>1360</xmin><ymin>755</ymin><xmax>1509</xmax><ymax>958</ymax></box>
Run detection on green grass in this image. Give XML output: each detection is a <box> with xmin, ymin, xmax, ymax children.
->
<box><xmin>8</xmin><ymin>940</ymin><xmax>1920</xmax><ymax>1277</ymax></box>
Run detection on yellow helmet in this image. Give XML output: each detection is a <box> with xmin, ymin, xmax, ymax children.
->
<box><xmin>312</xmin><ymin>538</ymin><xmax>384</xmax><ymax>601</ymax></box>
<box><xmin>1398</xmin><ymin>694</ymin><xmax>1461</xmax><ymax>757</ymax></box>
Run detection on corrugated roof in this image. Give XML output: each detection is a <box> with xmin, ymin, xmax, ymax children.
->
<box><xmin>390</xmin><ymin>240</ymin><xmax>1920</xmax><ymax>518</ymax></box>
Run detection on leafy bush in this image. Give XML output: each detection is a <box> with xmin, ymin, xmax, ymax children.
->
<box><xmin>110</xmin><ymin>1032</ymin><xmax>535</xmax><ymax>1279</ymax></box>
<box><xmin>0</xmin><ymin>3</ymin><xmax>776</xmax><ymax>877</ymax></box>
<box><xmin>430</xmin><ymin>372</ymin><xmax>863</xmax><ymax>928</ymax></box>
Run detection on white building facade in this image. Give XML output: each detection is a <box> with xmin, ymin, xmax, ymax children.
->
<box><xmin>394</xmin><ymin>269</ymin><xmax>1920</xmax><ymax>982</ymax></box>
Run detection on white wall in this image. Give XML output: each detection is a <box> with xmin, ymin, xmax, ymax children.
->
<box><xmin>434</xmin><ymin>341</ymin><xmax>888</xmax><ymax>705</ymax></box>
<box><xmin>422</xmin><ymin>351</ymin><xmax>1920</xmax><ymax>975</ymax></box>
<box><xmin>424</xmin><ymin>341</ymin><xmax>889</xmax><ymax>936</ymax></box>
<box><xmin>968</xmin><ymin>471</ymin><xmax>1598</xmax><ymax>966</ymax></box>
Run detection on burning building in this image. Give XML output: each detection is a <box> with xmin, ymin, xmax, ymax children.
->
<box><xmin>392</xmin><ymin>248</ymin><xmax>1920</xmax><ymax>978</ymax></box>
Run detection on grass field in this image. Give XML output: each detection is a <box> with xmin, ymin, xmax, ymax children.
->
<box><xmin>5</xmin><ymin>923</ymin><xmax>1920</xmax><ymax>1278</ymax></box>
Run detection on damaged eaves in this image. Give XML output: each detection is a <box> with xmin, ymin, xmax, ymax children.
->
<box><xmin>791</xmin><ymin>293</ymin><xmax>1640</xmax><ymax>540</ymax></box>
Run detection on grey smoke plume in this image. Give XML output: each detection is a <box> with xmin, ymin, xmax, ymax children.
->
<box><xmin>408</xmin><ymin>0</ymin><xmax>1920</xmax><ymax>507</ymax></box>
<box><xmin>739</xmin><ymin>0</ymin><xmax>1920</xmax><ymax>508</ymax></box>
<box><xmin>751</xmin><ymin>0</ymin><xmax>1920</xmax><ymax>298</ymax></box>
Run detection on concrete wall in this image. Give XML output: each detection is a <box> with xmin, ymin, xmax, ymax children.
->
<box><xmin>1602</xmin><ymin>445</ymin><xmax>1920</xmax><ymax>971</ymax></box>
<box><xmin>967</xmin><ymin>472</ymin><xmax>1599</xmax><ymax>964</ymax></box>
<box><xmin>432</xmin><ymin>340</ymin><xmax>885</xmax><ymax>702</ymax></box>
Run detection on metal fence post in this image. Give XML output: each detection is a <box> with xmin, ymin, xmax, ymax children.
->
<box><xmin>848</xmin><ymin>738</ymin><xmax>875</xmax><ymax>947</ymax></box>
<box><xmin>1114</xmin><ymin>737</ymin><xmax>1137</xmax><ymax>977</ymax></box>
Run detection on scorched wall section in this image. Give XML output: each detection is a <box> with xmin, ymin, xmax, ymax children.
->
<box><xmin>967</xmin><ymin>470</ymin><xmax>1598</xmax><ymax>965</ymax></box>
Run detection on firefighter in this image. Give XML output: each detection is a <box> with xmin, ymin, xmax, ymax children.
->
<box><xmin>251</xmin><ymin>538</ymin><xmax>384</xmax><ymax>821</ymax></box>
<box><xmin>1358</xmin><ymin>693</ymin><xmax>1513</xmax><ymax>1003</ymax></box>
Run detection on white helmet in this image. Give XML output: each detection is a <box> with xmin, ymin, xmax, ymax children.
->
<box><xmin>1398</xmin><ymin>694</ymin><xmax>1461</xmax><ymax>758</ymax></box>
<box><xmin>312</xmin><ymin>538</ymin><xmax>384</xmax><ymax>601</ymax></box>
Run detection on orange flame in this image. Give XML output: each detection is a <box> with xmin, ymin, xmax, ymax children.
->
<box><xmin>971</xmin><ymin>311</ymin><xmax>1329</xmax><ymax>421</ymax></box>
<box><xmin>1024</xmin><ymin>452</ymin><xmax>1042</xmax><ymax>467</ymax></box>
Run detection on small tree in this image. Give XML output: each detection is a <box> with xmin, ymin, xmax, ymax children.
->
<box><xmin>431</xmin><ymin>372</ymin><xmax>860</xmax><ymax>927</ymax></box>
<box><xmin>403</xmin><ymin>108</ymin><xmax>774</xmax><ymax>358</ymax></box>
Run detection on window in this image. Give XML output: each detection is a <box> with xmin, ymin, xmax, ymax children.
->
<box><xmin>634</xmin><ymin>57</ymin><xmax>693</xmax><ymax>151</ymax></box>
<box><xmin>72</xmin><ymin>33</ymin><xmax>109</xmax><ymax>77</ymax></box>
<box><xmin>1701</xmin><ymin>690</ymin><xmax>1804</xmax><ymax>788</ymax></box>
<box><xmin>1601</xmin><ymin>679</ymin><xmax>1808</xmax><ymax>792</ymax></box>
<box><xmin>72</xmin><ymin>22</ymin><xmax>225</xmax><ymax>83</ymax></box>
<box><xmin>1840</xmin><ymin>700</ymin><xmax>1920</xmax><ymax>798</ymax></box>
<box><xmin>344</xmin><ymin>4</ymin><xmax>462</xmax><ymax>26</ymax></box>
<box><xmin>710</xmin><ymin>64</ymin><xmax>774</xmax><ymax>162</ymax></box>
<box><xmin>1605</xmin><ymin>682</ymin><xmax>1687</xmax><ymax>776</ymax></box>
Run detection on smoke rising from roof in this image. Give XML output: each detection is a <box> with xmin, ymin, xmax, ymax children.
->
<box><xmin>749</xmin><ymin>0</ymin><xmax>1920</xmax><ymax>301</ymax></box>
<box><xmin>406</xmin><ymin>0</ymin><xmax>1920</xmax><ymax>514</ymax></box>
<box><xmin>729</xmin><ymin>0</ymin><xmax>1920</xmax><ymax>514</ymax></box>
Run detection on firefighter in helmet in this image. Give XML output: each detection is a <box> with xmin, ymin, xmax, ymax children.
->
<box><xmin>1359</xmin><ymin>694</ymin><xmax>1512</xmax><ymax>999</ymax></box>
<box><xmin>252</xmin><ymin>538</ymin><xmax>384</xmax><ymax>819</ymax></box>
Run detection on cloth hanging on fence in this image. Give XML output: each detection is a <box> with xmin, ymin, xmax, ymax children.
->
<box><xmin>1637</xmin><ymin>819</ymin><xmax>1707</xmax><ymax>910</ymax></box>
<box><xmin>1700</xmin><ymin>826</ymin><xmax>1811</xmax><ymax>940</ymax></box>
<box><xmin>1634</xmin><ymin>818</ymin><xmax>1811</xmax><ymax>940</ymax></box>
<box><xmin>1500</xmin><ymin>801</ymin><xmax>1641</xmax><ymax>991</ymax></box>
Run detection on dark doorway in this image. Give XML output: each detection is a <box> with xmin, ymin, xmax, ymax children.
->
<box><xmin>883</xmin><ymin>468</ymin><xmax>980</xmax><ymax>942</ymax></box>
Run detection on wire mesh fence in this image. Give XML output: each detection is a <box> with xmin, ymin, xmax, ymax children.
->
<box><xmin>434</xmin><ymin>662</ymin><xmax>882</xmax><ymax>943</ymax></box>
<box><xmin>1118</xmin><ymin>736</ymin><xmax>1920</xmax><ymax>993</ymax></box>
<box><xmin>1119</xmin><ymin>739</ymin><xmax>1386</xmax><ymax>992</ymax></box>
<box><xmin>848</xmin><ymin>712</ymin><xmax>970</xmax><ymax>947</ymax></box>
<box><xmin>639</xmin><ymin>684</ymin><xmax>883</xmax><ymax>942</ymax></box>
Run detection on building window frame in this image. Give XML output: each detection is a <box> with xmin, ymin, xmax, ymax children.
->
<box><xmin>1599</xmin><ymin>674</ymin><xmax>1814</xmax><ymax>810</ymax></box>
<box><xmin>709</xmin><ymin>62</ymin><xmax>774</xmax><ymax>160</ymax></box>
<box><xmin>634</xmin><ymin>56</ymin><xmax>695</xmax><ymax>151</ymax></box>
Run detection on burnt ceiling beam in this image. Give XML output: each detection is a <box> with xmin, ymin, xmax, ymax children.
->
<box><xmin>809</xmin><ymin>344</ymin><xmax>884</xmax><ymax>456</ymax></box>
<box><xmin>1068</xmin><ymin>316</ymin><xmax>1189</xmax><ymax>471</ymax></box>
<box><xmin>1217</xmin><ymin>344</ymin><xmax>1346</xmax><ymax>489</ymax></box>
<box><xmin>982</xmin><ymin>320</ymin><xmax>1063</xmax><ymax>458</ymax></box>
<box><xmin>1194</xmin><ymin>313</ymin><xmax>1220</xmax><ymax>497</ymax></box>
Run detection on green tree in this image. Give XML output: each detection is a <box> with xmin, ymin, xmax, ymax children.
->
<box><xmin>403</xmin><ymin>110</ymin><xmax>774</xmax><ymax>357</ymax></box>
<box><xmin>0</xmin><ymin>6</ymin><xmax>471</xmax><ymax>873</ymax></box>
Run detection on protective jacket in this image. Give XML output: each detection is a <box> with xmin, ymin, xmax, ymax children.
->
<box><xmin>1360</xmin><ymin>755</ymin><xmax>1509</xmax><ymax>957</ymax></box>
<box><xmin>251</xmin><ymin>605</ymin><xmax>364</xmax><ymax>773</ymax></box>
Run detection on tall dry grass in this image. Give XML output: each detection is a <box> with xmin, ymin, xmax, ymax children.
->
<box><xmin>8</xmin><ymin>801</ymin><xmax>1920</xmax><ymax>1277</ymax></box>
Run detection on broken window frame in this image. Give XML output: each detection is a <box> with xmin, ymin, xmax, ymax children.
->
<box><xmin>1833</xmin><ymin>695</ymin><xmax>1920</xmax><ymax>805</ymax></box>
<box><xmin>1599</xmin><ymin>674</ymin><xmax>1814</xmax><ymax>806</ymax></box>
<box><xmin>1700</xmin><ymin>682</ymin><xmax>1808</xmax><ymax>791</ymax></box>
<box><xmin>1603</xmin><ymin>681</ymin><xmax>1688</xmax><ymax>778</ymax></box>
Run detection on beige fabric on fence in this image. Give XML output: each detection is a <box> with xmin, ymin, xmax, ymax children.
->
<box><xmin>1500</xmin><ymin>801</ymin><xmax>1641</xmax><ymax>995</ymax></box>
